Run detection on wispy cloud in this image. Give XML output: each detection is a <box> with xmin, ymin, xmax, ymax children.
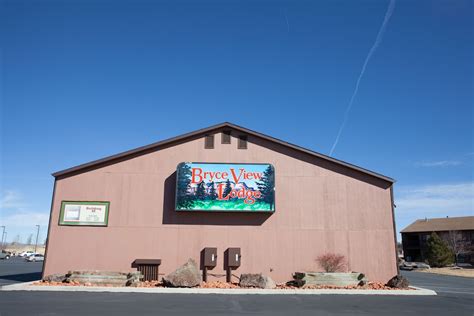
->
<box><xmin>329</xmin><ymin>0</ymin><xmax>396</xmax><ymax>155</ymax></box>
<box><xmin>1</xmin><ymin>211</ymin><xmax>49</xmax><ymax>228</ymax></box>
<box><xmin>415</xmin><ymin>160</ymin><xmax>462</xmax><ymax>167</ymax></box>
<box><xmin>0</xmin><ymin>190</ymin><xmax>27</xmax><ymax>209</ymax></box>
<box><xmin>0</xmin><ymin>190</ymin><xmax>49</xmax><ymax>234</ymax></box>
<box><xmin>395</xmin><ymin>182</ymin><xmax>474</xmax><ymax>237</ymax></box>
<box><xmin>396</xmin><ymin>182</ymin><xmax>474</xmax><ymax>216</ymax></box>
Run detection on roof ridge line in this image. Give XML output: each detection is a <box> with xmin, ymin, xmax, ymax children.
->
<box><xmin>52</xmin><ymin>122</ymin><xmax>395</xmax><ymax>183</ymax></box>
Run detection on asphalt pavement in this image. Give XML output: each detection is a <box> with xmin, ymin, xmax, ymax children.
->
<box><xmin>0</xmin><ymin>259</ymin><xmax>472</xmax><ymax>315</ymax></box>
<box><xmin>401</xmin><ymin>270</ymin><xmax>473</xmax><ymax>296</ymax></box>
<box><xmin>0</xmin><ymin>256</ymin><xmax>43</xmax><ymax>286</ymax></box>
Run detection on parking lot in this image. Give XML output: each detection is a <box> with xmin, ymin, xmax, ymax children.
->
<box><xmin>0</xmin><ymin>259</ymin><xmax>472</xmax><ymax>315</ymax></box>
<box><xmin>0</xmin><ymin>257</ymin><xmax>43</xmax><ymax>286</ymax></box>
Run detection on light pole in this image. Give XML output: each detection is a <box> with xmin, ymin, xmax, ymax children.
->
<box><xmin>0</xmin><ymin>226</ymin><xmax>5</xmax><ymax>249</ymax></box>
<box><xmin>3</xmin><ymin>232</ymin><xmax>7</xmax><ymax>248</ymax></box>
<box><xmin>34</xmin><ymin>225</ymin><xmax>40</xmax><ymax>253</ymax></box>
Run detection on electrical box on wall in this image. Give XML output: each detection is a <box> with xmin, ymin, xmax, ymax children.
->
<box><xmin>203</xmin><ymin>247</ymin><xmax>217</xmax><ymax>268</ymax></box>
<box><xmin>226</xmin><ymin>247</ymin><xmax>241</xmax><ymax>268</ymax></box>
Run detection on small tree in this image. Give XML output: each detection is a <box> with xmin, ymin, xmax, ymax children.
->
<box><xmin>447</xmin><ymin>231</ymin><xmax>469</xmax><ymax>265</ymax></box>
<box><xmin>425</xmin><ymin>232</ymin><xmax>454</xmax><ymax>267</ymax></box>
<box><xmin>12</xmin><ymin>234</ymin><xmax>21</xmax><ymax>245</ymax></box>
<box><xmin>316</xmin><ymin>253</ymin><xmax>346</xmax><ymax>272</ymax></box>
<box><xmin>26</xmin><ymin>234</ymin><xmax>33</xmax><ymax>245</ymax></box>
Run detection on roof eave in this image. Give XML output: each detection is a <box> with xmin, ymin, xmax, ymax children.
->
<box><xmin>52</xmin><ymin>122</ymin><xmax>395</xmax><ymax>184</ymax></box>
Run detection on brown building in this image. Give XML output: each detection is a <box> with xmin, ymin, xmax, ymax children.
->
<box><xmin>43</xmin><ymin>122</ymin><xmax>398</xmax><ymax>283</ymax></box>
<box><xmin>401</xmin><ymin>216</ymin><xmax>474</xmax><ymax>263</ymax></box>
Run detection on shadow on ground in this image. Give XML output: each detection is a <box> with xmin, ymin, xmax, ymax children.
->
<box><xmin>0</xmin><ymin>272</ymin><xmax>42</xmax><ymax>282</ymax></box>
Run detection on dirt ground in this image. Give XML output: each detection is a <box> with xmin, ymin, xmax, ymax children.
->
<box><xmin>3</xmin><ymin>245</ymin><xmax>46</xmax><ymax>255</ymax></box>
<box><xmin>419</xmin><ymin>267</ymin><xmax>474</xmax><ymax>278</ymax></box>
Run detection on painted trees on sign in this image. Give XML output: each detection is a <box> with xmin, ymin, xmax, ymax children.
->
<box><xmin>195</xmin><ymin>181</ymin><xmax>206</xmax><ymax>200</ymax></box>
<box><xmin>256</xmin><ymin>165</ymin><xmax>275</xmax><ymax>210</ymax></box>
<box><xmin>176</xmin><ymin>163</ymin><xmax>194</xmax><ymax>209</ymax></box>
<box><xmin>175</xmin><ymin>163</ymin><xmax>275</xmax><ymax>211</ymax></box>
<box><xmin>208</xmin><ymin>182</ymin><xmax>218</xmax><ymax>200</ymax></box>
<box><xmin>223</xmin><ymin>179</ymin><xmax>233</xmax><ymax>199</ymax></box>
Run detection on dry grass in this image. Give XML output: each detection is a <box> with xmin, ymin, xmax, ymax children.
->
<box><xmin>419</xmin><ymin>267</ymin><xmax>474</xmax><ymax>278</ymax></box>
<box><xmin>4</xmin><ymin>245</ymin><xmax>46</xmax><ymax>255</ymax></box>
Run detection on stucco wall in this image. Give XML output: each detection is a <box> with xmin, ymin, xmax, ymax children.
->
<box><xmin>43</xmin><ymin>132</ymin><xmax>397</xmax><ymax>283</ymax></box>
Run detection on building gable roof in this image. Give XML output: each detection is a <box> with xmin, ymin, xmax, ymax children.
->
<box><xmin>52</xmin><ymin>122</ymin><xmax>395</xmax><ymax>183</ymax></box>
<box><xmin>401</xmin><ymin>216</ymin><xmax>474</xmax><ymax>233</ymax></box>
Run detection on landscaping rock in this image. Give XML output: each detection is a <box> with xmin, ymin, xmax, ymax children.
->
<box><xmin>293</xmin><ymin>272</ymin><xmax>367</xmax><ymax>287</ymax></box>
<box><xmin>239</xmin><ymin>273</ymin><xmax>276</xmax><ymax>289</ymax></box>
<box><xmin>127</xmin><ymin>272</ymin><xmax>143</xmax><ymax>283</ymax></box>
<box><xmin>65</xmin><ymin>270</ymin><xmax>140</xmax><ymax>287</ymax></box>
<box><xmin>386</xmin><ymin>275</ymin><xmax>409</xmax><ymax>289</ymax></box>
<box><xmin>43</xmin><ymin>274</ymin><xmax>67</xmax><ymax>283</ymax></box>
<box><xmin>162</xmin><ymin>259</ymin><xmax>201</xmax><ymax>287</ymax></box>
<box><xmin>127</xmin><ymin>281</ymin><xmax>141</xmax><ymax>287</ymax></box>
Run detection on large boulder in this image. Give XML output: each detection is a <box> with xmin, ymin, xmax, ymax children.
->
<box><xmin>43</xmin><ymin>273</ymin><xmax>67</xmax><ymax>283</ymax></box>
<box><xmin>293</xmin><ymin>272</ymin><xmax>367</xmax><ymax>287</ymax></box>
<box><xmin>126</xmin><ymin>272</ymin><xmax>143</xmax><ymax>287</ymax></box>
<box><xmin>386</xmin><ymin>275</ymin><xmax>409</xmax><ymax>289</ymax></box>
<box><xmin>239</xmin><ymin>273</ymin><xmax>276</xmax><ymax>289</ymax></box>
<box><xmin>65</xmin><ymin>271</ymin><xmax>141</xmax><ymax>287</ymax></box>
<box><xmin>162</xmin><ymin>259</ymin><xmax>201</xmax><ymax>287</ymax></box>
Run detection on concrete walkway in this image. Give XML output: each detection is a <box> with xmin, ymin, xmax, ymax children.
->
<box><xmin>1</xmin><ymin>281</ymin><xmax>436</xmax><ymax>295</ymax></box>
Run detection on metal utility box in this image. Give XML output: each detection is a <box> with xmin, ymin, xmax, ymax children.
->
<box><xmin>203</xmin><ymin>247</ymin><xmax>217</xmax><ymax>267</ymax></box>
<box><xmin>226</xmin><ymin>247</ymin><xmax>241</xmax><ymax>268</ymax></box>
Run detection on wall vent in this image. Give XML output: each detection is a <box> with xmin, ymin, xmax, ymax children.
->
<box><xmin>238</xmin><ymin>135</ymin><xmax>248</xmax><ymax>149</ymax></box>
<box><xmin>222</xmin><ymin>130</ymin><xmax>231</xmax><ymax>144</ymax></box>
<box><xmin>204</xmin><ymin>134</ymin><xmax>214</xmax><ymax>149</ymax></box>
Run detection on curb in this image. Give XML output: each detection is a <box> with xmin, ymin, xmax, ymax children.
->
<box><xmin>1</xmin><ymin>282</ymin><xmax>437</xmax><ymax>295</ymax></box>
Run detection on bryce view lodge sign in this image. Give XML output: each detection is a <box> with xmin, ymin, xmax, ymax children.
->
<box><xmin>175</xmin><ymin>163</ymin><xmax>275</xmax><ymax>212</ymax></box>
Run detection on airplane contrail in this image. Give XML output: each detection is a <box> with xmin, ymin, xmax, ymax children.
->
<box><xmin>284</xmin><ymin>11</ymin><xmax>290</xmax><ymax>33</ymax></box>
<box><xmin>329</xmin><ymin>0</ymin><xmax>396</xmax><ymax>156</ymax></box>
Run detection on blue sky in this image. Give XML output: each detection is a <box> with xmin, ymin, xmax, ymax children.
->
<box><xmin>1</xmin><ymin>0</ymin><xmax>472</xmax><ymax>244</ymax></box>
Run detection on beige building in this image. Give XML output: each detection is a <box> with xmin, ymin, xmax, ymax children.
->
<box><xmin>43</xmin><ymin>122</ymin><xmax>398</xmax><ymax>283</ymax></box>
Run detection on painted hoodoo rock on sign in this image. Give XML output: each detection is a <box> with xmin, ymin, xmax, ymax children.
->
<box><xmin>175</xmin><ymin>163</ymin><xmax>275</xmax><ymax>212</ymax></box>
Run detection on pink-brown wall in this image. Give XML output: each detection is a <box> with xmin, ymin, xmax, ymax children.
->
<box><xmin>44</xmin><ymin>132</ymin><xmax>397</xmax><ymax>283</ymax></box>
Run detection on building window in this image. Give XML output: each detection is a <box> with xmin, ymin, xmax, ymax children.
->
<box><xmin>238</xmin><ymin>135</ymin><xmax>247</xmax><ymax>149</ymax></box>
<box><xmin>221</xmin><ymin>130</ymin><xmax>231</xmax><ymax>144</ymax></box>
<box><xmin>204</xmin><ymin>134</ymin><xmax>214</xmax><ymax>149</ymax></box>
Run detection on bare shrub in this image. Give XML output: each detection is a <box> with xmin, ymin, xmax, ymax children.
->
<box><xmin>316</xmin><ymin>253</ymin><xmax>346</xmax><ymax>272</ymax></box>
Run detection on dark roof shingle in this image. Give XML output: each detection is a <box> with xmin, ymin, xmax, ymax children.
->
<box><xmin>401</xmin><ymin>216</ymin><xmax>474</xmax><ymax>233</ymax></box>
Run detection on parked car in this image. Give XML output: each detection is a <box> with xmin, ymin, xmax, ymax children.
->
<box><xmin>18</xmin><ymin>251</ymin><xmax>35</xmax><ymax>257</ymax></box>
<box><xmin>0</xmin><ymin>250</ymin><xmax>11</xmax><ymax>260</ymax></box>
<box><xmin>26</xmin><ymin>254</ymin><xmax>44</xmax><ymax>262</ymax></box>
